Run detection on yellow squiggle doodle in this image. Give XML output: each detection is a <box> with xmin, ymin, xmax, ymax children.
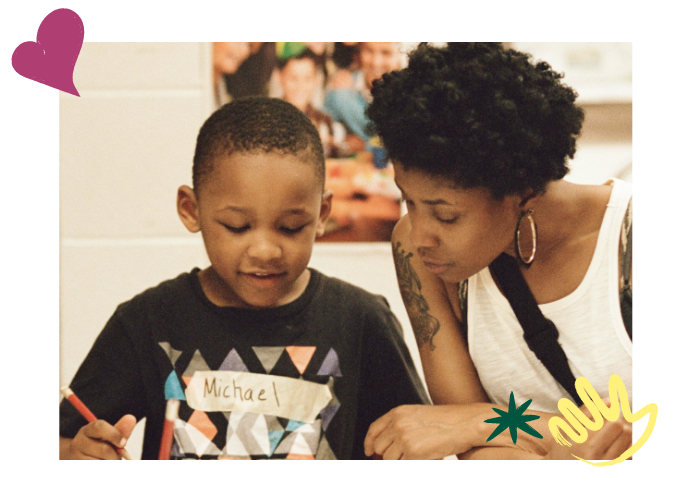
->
<box><xmin>548</xmin><ymin>374</ymin><xmax>657</xmax><ymax>466</ymax></box>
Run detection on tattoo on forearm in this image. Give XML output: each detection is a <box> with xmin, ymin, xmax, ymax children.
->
<box><xmin>393</xmin><ymin>241</ymin><xmax>440</xmax><ymax>351</ymax></box>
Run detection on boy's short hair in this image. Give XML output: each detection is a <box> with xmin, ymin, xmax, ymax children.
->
<box><xmin>193</xmin><ymin>97</ymin><xmax>325</xmax><ymax>195</ymax></box>
<box><xmin>367</xmin><ymin>43</ymin><xmax>585</xmax><ymax>198</ymax></box>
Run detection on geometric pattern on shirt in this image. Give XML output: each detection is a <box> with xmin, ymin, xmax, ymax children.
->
<box><xmin>319</xmin><ymin>377</ymin><xmax>340</xmax><ymax>431</ymax></box>
<box><xmin>285</xmin><ymin>346</ymin><xmax>316</xmax><ymax>375</ymax></box>
<box><xmin>273</xmin><ymin>418</ymin><xmax>322</xmax><ymax>458</ymax></box>
<box><xmin>163</xmin><ymin>345</ymin><xmax>342</xmax><ymax>459</ymax></box>
<box><xmin>317</xmin><ymin>348</ymin><xmax>342</xmax><ymax>377</ymax></box>
<box><xmin>158</xmin><ymin>341</ymin><xmax>183</xmax><ymax>367</ymax></box>
<box><xmin>226</xmin><ymin>411</ymin><xmax>272</xmax><ymax>457</ymax></box>
<box><xmin>286</xmin><ymin>419</ymin><xmax>305</xmax><ymax>433</ymax></box>
<box><xmin>286</xmin><ymin>436</ymin><xmax>315</xmax><ymax>460</ymax></box>
<box><xmin>170</xmin><ymin>440</ymin><xmax>185</xmax><ymax>459</ymax></box>
<box><xmin>217</xmin><ymin>414</ymin><xmax>326</xmax><ymax>459</ymax></box>
<box><xmin>222</xmin><ymin>432</ymin><xmax>251</xmax><ymax>458</ymax></box>
<box><xmin>219</xmin><ymin>348</ymin><xmax>248</xmax><ymax>372</ymax></box>
<box><xmin>188</xmin><ymin>409</ymin><xmax>218</xmax><ymax>443</ymax></box>
<box><xmin>182</xmin><ymin>349</ymin><xmax>210</xmax><ymax>386</ymax></box>
<box><xmin>173</xmin><ymin>419</ymin><xmax>193</xmax><ymax>455</ymax></box>
<box><xmin>175</xmin><ymin>418</ymin><xmax>222</xmax><ymax>458</ymax></box>
<box><xmin>164</xmin><ymin>369</ymin><xmax>187</xmax><ymax>400</ymax></box>
<box><xmin>252</xmin><ymin>346</ymin><xmax>285</xmax><ymax>373</ymax></box>
<box><xmin>267</xmin><ymin>416</ymin><xmax>285</xmax><ymax>456</ymax></box>
<box><xmin>315</xmin><ymin>435</ymin><xmax>337</xmax><ymax>460</ymax></box>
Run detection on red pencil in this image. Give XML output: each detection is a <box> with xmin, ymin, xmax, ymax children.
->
<box><xmin>158</xmin><ymin>399</ymin><xmax>180</xmax><ymax>460</ymax></box>
<box><xmin>60</xmin><ymin>386</ymin><xmax>133</xmax><ymax>460</ymax></box>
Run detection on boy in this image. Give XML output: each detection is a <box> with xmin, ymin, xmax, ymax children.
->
<box><xmin>59</xmin><ymin>97</ymin><xmax>428</xmax><ymax>460</ymax></box>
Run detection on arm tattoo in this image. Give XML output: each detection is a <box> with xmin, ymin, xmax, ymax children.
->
<box><xmin>393</xmin><ymin>241</ymin><xmax>441</xmax><ymax>351</ymax></box>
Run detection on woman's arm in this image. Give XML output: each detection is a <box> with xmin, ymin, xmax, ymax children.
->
<box><xmin>459</xmin><ymin>447</ymin><xmax>543</xmax><ymax>460</ymax></box>
<box><xmin>364</xmin><ymin>402</ymin><xmax>549</xmax><ymax>459</ymax></box>
<box><xmin>365</xmin><ymin>217</ymin><xmax>499</xmax><ymax>458</ymax></box>
<box><xmin>391</xmin><ymin>215</ymin><xmax>486</xmax><ymax>405</ymax></box>
<box><xmin>366</xmin><ymin>216</ymin><xmax>555</xmax><ymax>459</ymax></box>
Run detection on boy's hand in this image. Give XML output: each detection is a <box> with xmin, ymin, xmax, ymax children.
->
<box><xmin>63</xmin><ymin>415</ymin><xmax>137</xmax><ymax>460</ymax></box>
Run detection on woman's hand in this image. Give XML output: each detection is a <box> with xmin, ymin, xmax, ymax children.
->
<box><xmin>364</xmin><ymin>404</ymin><xmax>508</xmax><ymax>460</ymax></box>
<box><xmin>543</xmin><ymin>400</ymin><xmax>632</xmax><ymax>461</ymax></box>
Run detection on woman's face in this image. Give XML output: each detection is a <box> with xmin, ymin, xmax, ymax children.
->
<box><xmin>394</xmin><ymin>163</ymin><xmax>523</xmax><ymax>283</ymax></box>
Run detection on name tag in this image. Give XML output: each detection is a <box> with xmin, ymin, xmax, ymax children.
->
<box><xmin>185</xmin><ymin>370</ymin><xmax>332</xmax><ymax>423</ymax></box>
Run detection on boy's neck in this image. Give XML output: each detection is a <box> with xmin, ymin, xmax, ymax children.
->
<box><xmin>197</xmin><ymin>266</ymin><xmax>312</xmax><ymax>309</ymax></box>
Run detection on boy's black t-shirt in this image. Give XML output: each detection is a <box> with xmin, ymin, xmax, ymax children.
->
<box><xmin>60</xmin><ymin>268</ymin><xmax>429</xmax><ymax>459</ymax></box>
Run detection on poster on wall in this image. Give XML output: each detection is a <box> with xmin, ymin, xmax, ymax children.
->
<box><xmin>212</xmin><ymin>42</ymin><xmax>407</xmax><ymax>242</ymax></box>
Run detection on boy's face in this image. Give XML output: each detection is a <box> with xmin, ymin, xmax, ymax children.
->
<box><xmin>280</xmin><ymin>58</ymin><xmax>319</xmax><ymax>112</ymax></box>
<box><xmin>178</xmin><ymin>152</ymin><xmax>331</xmax><ymax>309</ymax></box>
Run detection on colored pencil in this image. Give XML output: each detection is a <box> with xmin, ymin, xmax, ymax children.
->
<box><xmin>60</xmin><ymin>386</ymin><xmax>133</xmax><ymax>460</ymax></box>
<box><xmin>158</xmin><ymin>399</ymin><xmax>180</xmax><ymax>460</ymax></box>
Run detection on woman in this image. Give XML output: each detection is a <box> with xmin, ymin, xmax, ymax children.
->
<box><xmin>363</xmin><ymin>43</ymin><xmax>632</xmax><ymax>460</ymax></box>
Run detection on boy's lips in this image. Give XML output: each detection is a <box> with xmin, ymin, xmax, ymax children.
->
<box><xmin>242</xmin><ymin>271</ymin><xmax>286</xmax><ymax>288</ymax></box>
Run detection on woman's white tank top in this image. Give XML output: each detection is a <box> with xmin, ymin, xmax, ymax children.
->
<box><xmin>467</xmin><ymin>179</ymin><xmax>632</xmax><ymax>412</ymax></box>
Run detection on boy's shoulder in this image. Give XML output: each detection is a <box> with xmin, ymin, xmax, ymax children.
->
<box><xmin>311</xmin><ymin>268</ymin><xmax>393</xmax><ymax>316</ymax></box>
<box><xmin>114</xmin><ymin>268</ymin><xmax>199</xmax><ymax>319</ymax></box>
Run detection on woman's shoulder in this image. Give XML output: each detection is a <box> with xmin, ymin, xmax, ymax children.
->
<box><xmin>584</xmin><ymin>178</ymin><xmax>631</xmax><ymax>215</ymax></box>
<box><xmin>391</xmin><ymin>214</ymin><xmax>462</xmax><ymax>318</ymax></box>
<box><xmin>391</xmin><ymin>214</ymin><xmax>412</xmax><ymax>248</ymax></box>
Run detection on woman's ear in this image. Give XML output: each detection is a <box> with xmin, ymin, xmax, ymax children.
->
<box><xmin>315</xmin><ymin>189</ymin><xmax>333</xmax><ymax>238</ymax></box>
<box><xmin>177</xmin><ymin>185</ymin><xmax>201</xmax><ymax>233</ymax></box>
<box><xmin>519</xmin><ymin>189</ymin><xmax>540</xmax><ymax>211</ymax></box>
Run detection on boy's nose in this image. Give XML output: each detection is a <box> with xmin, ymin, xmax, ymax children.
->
<box><xmin>246</xmin><ymin>236</ymin><xmax>283</xmax><ymax>262</ymax></box>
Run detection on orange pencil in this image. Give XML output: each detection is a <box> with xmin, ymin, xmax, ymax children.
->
<box><xmin>158</xmin><ymin>399</ymin><xmax>180</xmax><ymax>460</ymax></box>
<box><xmin>60</xmin><ymin>386</ymin><xmax>133</xmax><ymax>460</ymax></box>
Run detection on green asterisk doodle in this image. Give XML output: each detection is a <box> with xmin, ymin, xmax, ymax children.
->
<box><xmin>484</xmin><ymin>392</ymin><xmax>543</xmax><ymax>444</ymax></box>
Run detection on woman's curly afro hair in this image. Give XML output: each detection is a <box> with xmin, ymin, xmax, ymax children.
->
<box><xmin>367</xmin><ymin>43</ymin><xmax>584</xmax><ymax>198</ymax></box>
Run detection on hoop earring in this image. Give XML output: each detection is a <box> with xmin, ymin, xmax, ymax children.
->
<box><xmin>515</xmin><ymin>209</ymin><xmax>537</xmax><ymax>268</ymax></box>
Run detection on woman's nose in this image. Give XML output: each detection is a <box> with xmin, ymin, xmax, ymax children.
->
<box><xmin>408</xmin><ymin>215</ymin><xmax>439</xmax><ymax>250</ymax></box>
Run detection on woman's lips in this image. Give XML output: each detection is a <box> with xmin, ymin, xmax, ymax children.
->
<box><xmin>422</xmin><ymin>260</ymin><xmax>451</xmax><ymax>274</ymax></box>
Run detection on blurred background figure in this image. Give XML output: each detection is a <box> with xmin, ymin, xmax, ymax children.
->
<box><xmin>212</xmin><ymin>42</ymin><xmax>277</xmax><ymax>107</ymax></box>
<box><xmin>323</xmin><ymin>43</ymin><xmax>402</xmax><ymax>144</ymax></box>
<box><xmin>277</xmin><ymin>45</ymin><xmax>360</xmax><ymax>157</ymax></box>
<box><xmin>331</xmin><ymin>42</ymin><xmax>359</xmax><ymax>71</ymax></box>
<box><xmin>303</xmin><ymin>42</ymin><xmax>328</xmax><ymax>56</ymax></box>
<box><xmin>212</xmin><ymin>42</ymin><xmax>251</xmax><ymax>106</ymax></box>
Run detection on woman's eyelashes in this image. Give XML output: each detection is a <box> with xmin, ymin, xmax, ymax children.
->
<box><xmin>434</xmin><ymin>212</ymin><xmax>459</xmax><ymax>225</ymax></box>
<box><xmin>403</xmin><ymin>200</ymin><xmax>458</xmax><ymax>224</ymax></box>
